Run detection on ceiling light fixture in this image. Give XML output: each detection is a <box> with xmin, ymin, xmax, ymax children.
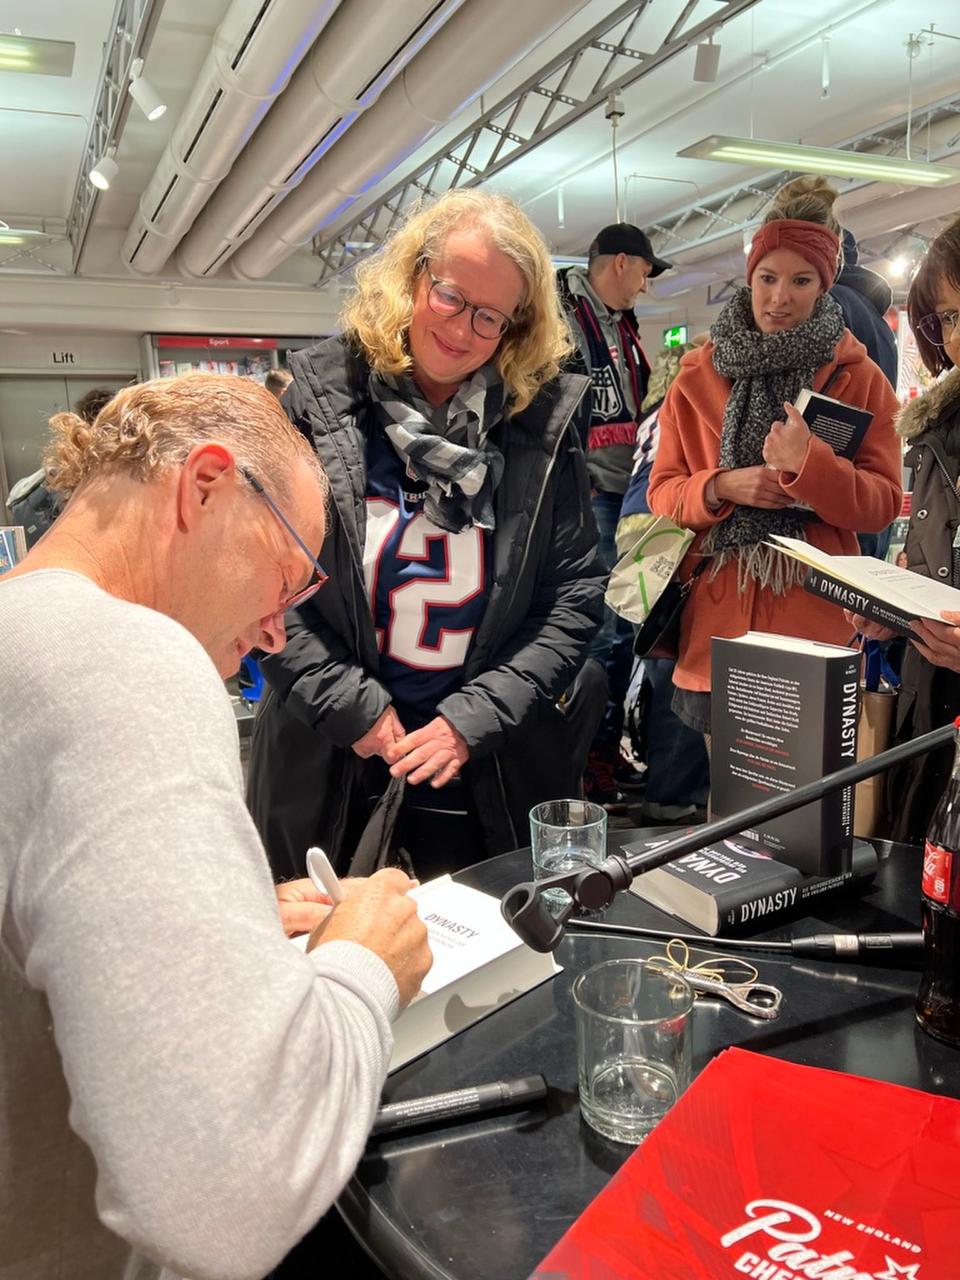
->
<box><xmin>89</xmin><ymin>148</ymin><xmax>119</xmax><ymax>191</ymax></box>
<box><xmin>0</xmin><ymin>34</ymin><xmax>73</xmax><ymax>76</ymax></box>
<box><xmin>128</xmin><ymin>58</ymin><xmax>166</xmax><ymax>122</ymax></box>
<box><xmin>677</xmin><ymin>135</ymin><xmax>959</xmax><ymax>186</ymax></box>
<box><xmin>888</xmin><ymin>255</ymin><xmax>909</xmax><ymax>277</ymax></box>
<box><xmin>693</xmin><ymin>29</ymin><xmax>721</xmax><ymax>83</ymax></box>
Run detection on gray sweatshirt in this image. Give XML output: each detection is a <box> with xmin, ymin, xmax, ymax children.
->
<box><xmin>0</xmin><ymin>570</ymin><xmax>398</xmax><ymax>1280</ymax></box>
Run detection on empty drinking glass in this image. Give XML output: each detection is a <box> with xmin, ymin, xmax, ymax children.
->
<box><xmin>573</xmin><ymin>958</ymin><xmax>693</xmax><ymax>1143</ymax></box>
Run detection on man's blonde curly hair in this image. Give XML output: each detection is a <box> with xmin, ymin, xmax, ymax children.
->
<box><xmin>44</xmin><ymin>373</ymin><xmax>324</xmax><ymax>503</ymax></box>
<box><xmin>340</xmin><ymin>189</ymin><xmax>573</xmax><ymax>416</ymax></box>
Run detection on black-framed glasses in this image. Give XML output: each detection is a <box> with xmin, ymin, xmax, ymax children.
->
<box><xmin>426</xmin><ymin>271</ymin><xmax>512</xmax><ymax>340</ymax></box>
<box><xmin>241</xmin><ymin>467</ymin><xmax>328</xmax><ymax>609</ymax></box>
<box><xmin>916</xmin><ymin>308</ymin><xmax>960</xmax><ymax>347</ymax></box>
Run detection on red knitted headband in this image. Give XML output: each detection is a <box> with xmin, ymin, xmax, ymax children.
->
<box><xmin>746</xmin><ymin>218</ymin><xmax>840</xmax><ymax>291</ymax></box>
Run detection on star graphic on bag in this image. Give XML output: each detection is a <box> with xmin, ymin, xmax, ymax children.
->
<box><xmin>874</xmin><ymin>1258</ymin><xmax>920</xmax><ymax>1279</ymax></box>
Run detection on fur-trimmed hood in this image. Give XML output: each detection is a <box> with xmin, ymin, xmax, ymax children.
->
<box><xmin>897</xmin><ymin>366</ymin><xmax>960</xmax><ymax>439</ymax></box>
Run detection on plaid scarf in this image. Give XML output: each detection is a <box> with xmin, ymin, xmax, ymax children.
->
<box><xmin>702</xmin><ymin>287</ymin><xmax>845</xmax><ymax>593</ymax></box>
<box><xmin>368</xmin><ymin>365</ymin><xmax>506</xmax><ymax>533</ymax></box>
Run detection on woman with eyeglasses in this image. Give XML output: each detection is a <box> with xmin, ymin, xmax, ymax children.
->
<box><xmin>247</xmin><ymin>189</ymin><xmax>604</xmax><ymax>881</ymax></box>
<box><xmin>847</xmin><ymin>213</ymin><xmax>960</xmax><ymax>843</ymax></box>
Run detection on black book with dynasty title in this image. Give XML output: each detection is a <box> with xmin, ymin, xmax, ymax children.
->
<box><xmin>769</xmin><ymin>535</ymin><xmax>960</xmax><ymax>638</ymax></box>
<box><xmin>711</xmin><ymin>632</ymin><xmax>860</xmax><ymax>877</ymax></box>
<box><xmin>624</xmin><ymin>832</ymin><xmax>879</xmax><ymax>935</ymax></box>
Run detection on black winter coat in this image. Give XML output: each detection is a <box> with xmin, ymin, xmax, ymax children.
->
<box><xmin>885</xmin><ymin>367</ymin><xmax>960</xmax><ymax>843</ymax></box>
<box><xmin>247</xmin><ymin>336</ymin><xmax>604</xmax><ymax>879</ymax></box>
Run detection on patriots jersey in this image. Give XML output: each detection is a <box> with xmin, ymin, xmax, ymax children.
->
<box><xmin>363</xmin><ymin>428</ymin><xmax>492</xmax><ymax>733</ymax></box>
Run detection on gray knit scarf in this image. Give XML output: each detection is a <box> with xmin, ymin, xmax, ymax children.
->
<box><xmin>703</xmin><ymin>286</ymin><xmax>845</xmax><ymax>592</ymax></box>
<box><xmin>368</xmin><ymin>364</ymin><xmax>506</xmax><ymax>533</ymax></box>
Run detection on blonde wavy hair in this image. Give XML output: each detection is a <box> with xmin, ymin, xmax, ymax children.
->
<box><xmin>764</xmin><ymin>175</ymin><xmax>841</xmax><ymax>232</ymax></box>
<box><xmin>44</xmin><ymin>372</ymin><xmax>325</xmax><ymax>504</ymax></box>
<box><xmin>340</xmin><ymin>189</ymin><xmax>573</xmax><ymax>415</ymax></box>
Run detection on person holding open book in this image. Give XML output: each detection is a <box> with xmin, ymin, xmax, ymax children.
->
<box><xmin>848</xmin><ymin>213</ymin><xmax>960</xmax><ymax>843</ymax></box>
<box><xmin>648</xmin><ymin>176</ymin><xmax>902</xmax><ymax>739</ymax></box>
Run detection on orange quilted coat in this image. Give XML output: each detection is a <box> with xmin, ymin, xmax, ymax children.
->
<box><xmin>648</xmin><ymin>329</ymin><xmax>903</xmax><ymax>692</ymax></box>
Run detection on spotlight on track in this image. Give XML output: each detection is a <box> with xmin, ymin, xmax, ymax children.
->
<box><xmin>89</xmin><ymin>147</ymin><xmax>119</xmax><ymax>191</ymax></box>
<box><xmin>694</xmin><ymin>30</ymin><xmax>721</xmax><ymax>83</ymax></box>
<box><xmin>128</xmin><ymin>57</ymin><xmax>166</xmax><ymax>122</ymax></box>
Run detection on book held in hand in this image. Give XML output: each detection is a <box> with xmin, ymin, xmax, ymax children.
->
<box><xmin>711</xmin><ymin>631</ymin><xmax>860</xmax><ymax>877</ymax></box>
<box><xmin>769</xmin><ymin>534</ymin><xmax>960</xmax><ymax>636</ymax></box>
<box><xmin>389</xmin><ymin>876</ymin><xmax>561</xmax><ymax>1072</ymax></box>
<box><xmin>793</xmin><ymin>386</ymin><xmax>873</xmax><ymax>459</ymax></box>
<box><xmin>291</xmin><ymin>876</ymin><xmax>560</xmax><ymax>1071</ymax></box>
<box><xmin>623</xmin><ymin>831</ymin><xmax>878</xmax><ymax>935</ymax></box>
<box><xmin>531</xmin><ymin>1047</ymin><xmax>960</xmax><ymax>1279</ymax></box>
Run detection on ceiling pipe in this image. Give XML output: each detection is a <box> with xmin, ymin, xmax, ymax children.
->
<box><xmin>230</xmin><ymin>0</ymin><xmax>591</xmax><ymax>281</ymax></box>
<box><xmin>121</xmin><ymin>0</ymin><xmax>341</xmax><ymax>276</ymax></box>
<box><xmin>178</xmin><ymin>0</ymin><xmax>465</xmax><ymax>279</ymax></box>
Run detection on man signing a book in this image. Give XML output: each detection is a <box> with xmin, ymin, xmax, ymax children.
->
<box><xmin>0</xmin><ymin>374</ymin><xmax>432</xmax><ymax>1280</ymax></box>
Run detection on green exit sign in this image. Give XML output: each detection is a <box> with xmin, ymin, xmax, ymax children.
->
<box><xmin>662</xmin><ymin>324</ymin><xmax>688</xmax><ymax>348</ymax></box>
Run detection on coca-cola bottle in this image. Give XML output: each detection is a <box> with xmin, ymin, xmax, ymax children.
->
<box><xmin>917</xmin><ymin>714</ymin><xmax>960</xmax><ymax>1045</ymax></box>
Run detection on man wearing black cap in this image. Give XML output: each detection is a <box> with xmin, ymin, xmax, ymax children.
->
<box><xmin>558</xmin><ymin>222</ymin><xmax>672</xmax><ymax>808</ymax></box>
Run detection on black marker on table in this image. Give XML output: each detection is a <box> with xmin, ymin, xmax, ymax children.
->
<box><xmin>371</xmin><ymin>1075</ymin><xmax>548</xmax><ymax>1137</ymax></box>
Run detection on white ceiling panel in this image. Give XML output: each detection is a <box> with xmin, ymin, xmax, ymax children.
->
<box><xmin>0</xmin><ymin>0</ymin><xmax>957</xmax><ymax>317</ymax></box>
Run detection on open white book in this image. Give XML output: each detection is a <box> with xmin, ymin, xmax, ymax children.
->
<box><xmin>768</xmin><ymin>535</ymin><xmax>960</xmax><ymax>635</ymax></box>
<box><xmin>389</xmin><ymin>876</ymin><xmax>561</xmax><ymax>1072</ymax></box>
<box><xmin>290</xmin><ymin>875</ymin><xmax>560</xmax><ymax>1071</ymax></box>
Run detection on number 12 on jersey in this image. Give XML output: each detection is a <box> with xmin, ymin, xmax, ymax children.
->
<box><xmin>363</xmin><ymin>498</ymin><xmax>487</xmax><ymax>671</ymax></box>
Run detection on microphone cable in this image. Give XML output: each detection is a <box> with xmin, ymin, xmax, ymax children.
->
<box><xmin>566</xmin><ymin>917</ymin><xmax>923</xmax><ymax>963</ymax></box>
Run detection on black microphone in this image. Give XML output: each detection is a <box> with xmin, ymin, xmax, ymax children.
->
<box><xmin>501</xmin><ymin>723</ymin><xmax>954</xmax><ymax>951</ymax></box>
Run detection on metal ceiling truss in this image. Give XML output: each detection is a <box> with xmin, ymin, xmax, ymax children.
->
<box><xmin>706</xmin><ymin>279</ymin><xmax>739</xmax><ymax>305</ymax></box>
<box><xmin>650</xmin><ymin>94</ymin><xmax>960</xmax><ymax>261</ymax></box>
<box><xmin>64</xmin><ymin>0</ymin><xmax>164</xmax><ymax>272</ymax></box>
<box><xmin>312</xmin><ymin>0</ymin><xmax>762</xmax><ymax>286</ymax></box>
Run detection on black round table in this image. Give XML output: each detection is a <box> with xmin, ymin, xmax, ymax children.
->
<box><xmin>337</xmin><ymin>835</ymin><xmax>960</xmax><ymax>1279</ymax></box>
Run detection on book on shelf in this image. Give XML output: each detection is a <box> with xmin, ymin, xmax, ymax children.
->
<box><xmin>794</xmin><ymin>386</ymin><xmax>873</xmax><ymax>459</ymax></box>
<box><xmin>623</xmin><ymin>831</ymin><xmax>878</xmax><ymax>935</ymax></box>
<box><xmin>769</xmin><ymin>534</ymin><xmax>960</xmax><ymax>636</ymax></box>
<box><xmin>388</xmin><ymin>875</ymin><xmax>560</xmax><ymax>1072</ymax></box>
<box><xmin>711</xmin><ymin>631</ymin><xmax>860</xmax><ymax>877</ymax></box>
<box><xmin>531</xmin><ymin>1046</ymin><xmax>960</xmax><ymax>1280</ymax></box>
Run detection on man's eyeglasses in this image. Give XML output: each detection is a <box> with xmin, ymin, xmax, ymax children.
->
<box><xmin>425</xmin><ymin>271</ymin><xmax>513</xmax><ymax>341</ymax></box>
<box><xmin>916</xmin><ymin>308</ymin><xmax>960</xmax><ymax>347</ymax></box>
<box><xmin>241</xmin><ymin>468</ymin><xmax>328</xmax><ymax>609</ymax></box>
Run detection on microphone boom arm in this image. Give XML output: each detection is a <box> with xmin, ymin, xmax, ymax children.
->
<box><xmin>501</xmin><ymin>723</ymin><xmax>955</xmax><ymax>952</ymax></box>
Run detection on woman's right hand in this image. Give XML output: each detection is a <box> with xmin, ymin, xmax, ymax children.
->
<box><xmin>712</xmin><ymin>466</ymin><xmax>796</xmax><ymax>509</ymax></box>
<box><xmin>352</xmin><ymin>706</ymin><xmax>406</xmax><ymax>761</ymax></box>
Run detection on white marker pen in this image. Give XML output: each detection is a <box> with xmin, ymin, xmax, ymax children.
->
<box><xmin>306</xmin><ymin>847</ymin><xmax>344</xmax><ymax>904</ymax></box>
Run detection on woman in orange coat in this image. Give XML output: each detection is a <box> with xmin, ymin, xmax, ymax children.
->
<box><xmin>648</xmin><ymin>177</ymin><xmax>902</xmax><ymax>735</ymax></box>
